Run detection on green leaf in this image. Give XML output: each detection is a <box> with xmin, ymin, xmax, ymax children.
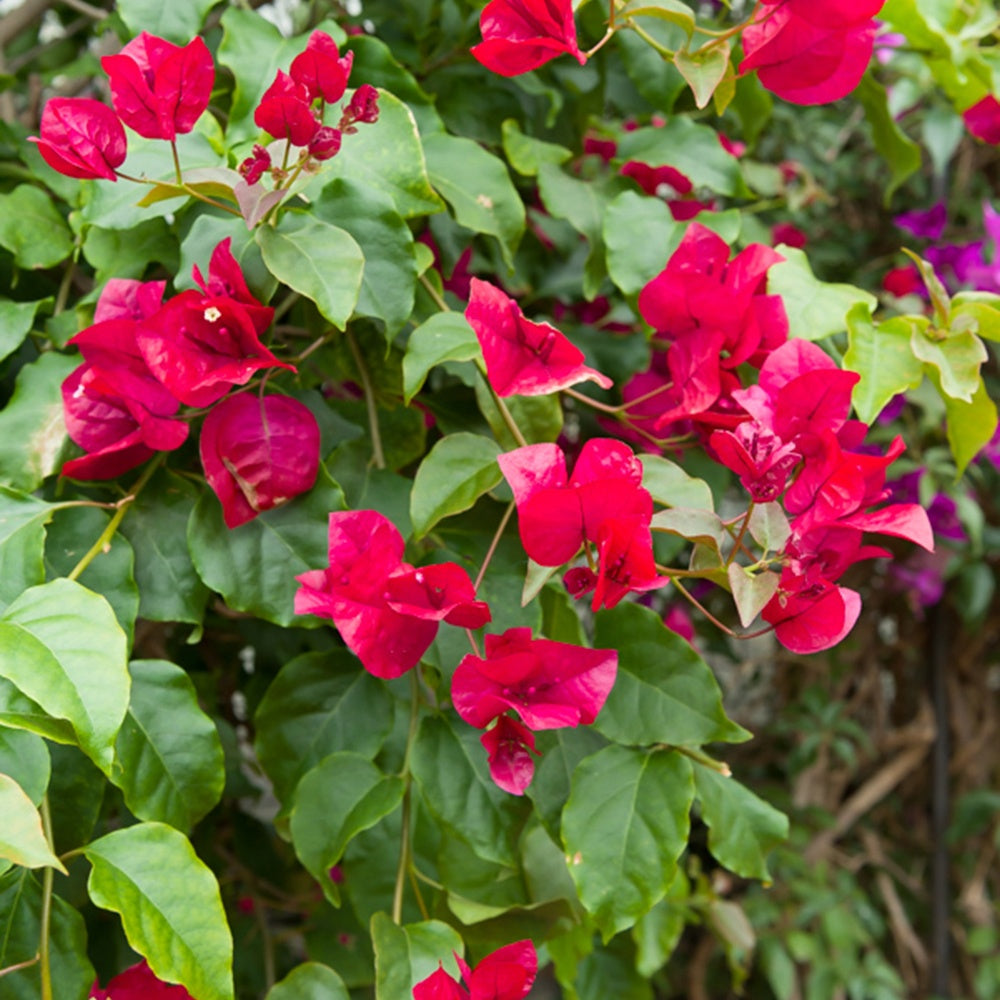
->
<box><xmin>322</xmin><ymin>90</ymin><xmax>443</xmax><ymax>218</ymax></box>
<box><xmin>410</xmin><ymin>432</ymin><xmax>502</xmax><ymax>539</ymax></box>
<box><xmin>0</xmin><ymin>579</ymin><xmax>129</xmax><ymax>776</ymax></box>
<box><xmin>855</xmin><ymin>74</ymin><xmax>921</xmax><ymax>202</ymax></box>
<box><xmin>116</xmin><ymin>0</ymin><xmax>215</xmax><ymax>41</ymax></box>
<box><xmin>0</xmin><ymin>297</ymin><xmax>51</xmax><ymax>363</ymax></box>
<box><xmin>0</xmin><ymin>868</ymin><xmax>94</xmax><ymax>1000</ymax></box>
<box><xmin>617</xmin><ymin>118</ymin><xmax>748</xmax><ymax>197</ymax></box>
<box><xmin>290</xmin><ymin>752</ymin><xmax>404</xmax><ymax>904</ymax></box>
<box><xmin>935</xmin><ymin>373</ymin><xmax>998</xmax><ymax>475</ymax></box>
<box><xmin>0</xmin><ymin>728</ymin><xmax>49</xmax><ymax>805</ymax></box>
<box><xmin>257</xmin><ymin>215</ymin><xmax>364</xmax><ymax>330</ymax></box>
<box><xmin>315</xmin><ymin>179</ymin><xmax>418</xmax><ymax>336</ymax></box>
<box><xmin>423</xmin><ymin>132</ymin><xmax>525</xmax><ymax>271</ymax></box>
<box><xmin>910</xmin><ymin>327</ymin><xmax>987</xmax><ymax>403</ymax></box>
<box><xmin>747</xmin><ymin>501</ymin><xmax>790</xmax><ymax>553</ymax></box>
<box><xmin>112</xmin><ymin>659</ymin><xmax>225</xmax><ymax>832</ymax></box>
<box><xmin>0</xmin><ymin>185</ymin><xmax>73</xmax><ymax>268</ymax></box>
<box><xmin>0</xmin><ymin>487</ymin><xmax>57</xmax><ymax>608</ymax></box>
<box><xmin>410</xmin><ymin>714</ymin><xmax>522</xmax><ymax>866</ymax></box>
<box><xmin>640</xmin><ymin>455</ymin><xmax>713</xmax><ymax>510</ymax></box>
<box><xmin>474</xmin><ymin>377</ymin><xmax>564</xmax><ymax>447</ymax></box>
<box><xmin>266</xmin><ymin>962</ymin><xmax>351</xmax><ymax>1000</ymax></box>
<box><xmin>0</xmin><ymin>773</ymin><xmax>65</xmax><ymax>872</ymax></box>
<box><xmin>82</xmin><ymin>217</ymin><xmax>177</xmax><ymax>283</ymax></box>
<box><xmin>176</xmin><ymin>213</ymin><xmax>276</xmax><ymax>302</ymax></box>
<box><xmin>0</xmin><ymin>352</ymin><xmax>77</xmax><ymax>492</ymax></box>
<box><xmin>44</xmin><ymin>505</ymin><xmax>139</xmax><ymax>645</ymax></box>
<box><xmin>371</xmin><ymin>913</ymin><xmax>464</xmax><ymax>1000</ymax></box>
<box><xmin>694</xmin><ymin>765</ymin><xmax>788</xmax><ymax>882</ymax></box>
<box><xmin>594</xmin><ymin>602</ymin><xmax>749</xmax><ymax>746</ymax></box>
<box><xmin>501</xmin><ymin>118</ymin><xmax>572</xmax><ymax>176</ymax></box>
<box><xmin>255</xmin><ymin>651</ymin><xmax>395</xmax><ymax>810</ymax></box>
<box><xmin>674</xmin><ymin>42</ymin><xmax>731</xmax><ymax>110</ymax></box>
<box><xmin>563</xmin><ymin>746</ymin><xmax>694</xmax><ymax>938</ymax></box>
<box><xmin>950</xmin><ymin>292</ymin><xmax>1000</xmax><ymax>342</ymax></box>
<box><xmin>604</xmin><ymin>191</ymin><xmax>679</xmax><ymax>298</ymax></box>
<box><xmin>632</xmin><ymin>872</ymin><xmax>689</xmax><ymax>976</ymax></box>
<box><xmin>844</xmin><ymin>305</ymin><xmax>925</xmax><ymax>424</ymax></box>
<box><xmin>727</xmin><ymin>564</ymin><xmax>779</xmax><ymax>629</ymax></box>
<box><xmin>188</xmin><ymin>466</ymin><xmax>345</xmax><ymax>626</ymax></box>
<box><xmin>403</xmin><ymin>312</ymin><xmax>481</xmax><ymax>403</ymax></box>
<box><xmin>85</xmin><ymin>822</ymin><xmax>234</xmax><ymax>1000</ymax></box>
<box><xmin>118</xmin><ymin>471</ymin><xmax>210</xmax><ymax>624</ymax></box>
<box><xmin>650</xmin><ymin>507</ymin><xmax>726</xmax><ymax>550</ymax></box>
<box><xmin>622</xmin><ymin>0</ymin><xmax>696</xmax><ymax>35</ymax></box>
<box><xmin>767</xmin><ymin>246</ymin><xmax>877</xmax><ymax>341</ymax></box>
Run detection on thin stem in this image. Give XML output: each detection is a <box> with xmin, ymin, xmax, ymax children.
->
<box><xmin>113</xmin><ymin>170</ymin><xmax>243</xmax><ymax>217</ymax></box>
<box><xmin>0</xmin><ymin>956</ymin><xmax>41</xmax><ymax>979</ymax></box>
<box><xmin>725</xmin><ymin>501</ymin><xmax>754</xmax><ymax>568</ymax></box>
<box><xmin>293</xmin><ymin>331</ymin><xmax>332</xmax><ymax>364</ymax></box>
<box><xmin>345</xmin><ymin>327</ymin><xmax>386</xmax><ymax>469</ymax></box>
<box><xmin>273</xmin><ymin>290</ymin><xmax>301</xmax><ymax>324</ymax></box>
<box><xmin>670</xmin><ymin>745</ymin><xmax>731</xmax><ymax>776</ymax></box>
<box><xmin>66</xmin><ymin>455</ymin><xmax>163</xmax><ymax>581</ymax></box>
<box><xmin>671</xmin><ymin>577</ymin><xmax>738</xmax><ymax>638</ymax></box>
<box><xmin>584</xmin><ymin>26</ymin><xmax>616</xmax><ymax>58</ymax></box>
<box><xmin>39</xmin><ymin>797</ymin><xmax>55</xmax><ymax>1000</ymax></box>
<box><xmin>408</xmin><ymin>868</ymin><xmax>430</xmax><ymax>921</ymax></box>
<box><xmin>170</xmin><ymin>140</ymin><xmax>183</xmax><ymax>185</ymax></box>
<box><xmin>626</xmin><ymin>20</ymin><xmax>673</xmax><ymax>58</ymax></box>
<box><xmin>464</xmin><ymin>629</ymin><xmax>482</xmax><ymax>658</ymax></box>
<box><xmin>254</xmin><ymin>896</ymin><xmax>276</xmax><ymax>990</ymax></box>
<box><xmin>479</xmin><ymin>374</ymin><xmax>528</xmax><ymax>448</ymax></box>
<box><xmin>53</xmin><ymin>257</ymin><xmax>76</xmax><ymax>315</ymax></box>
<box><xmin>60</xmin><ymin>0</ymin><xmax>107</xmax><ymax>18</ymax></box>
<box><xmin>474</xmin><ymin>502</ymin><xmax>515</xmax><ymax>591</ymax></box>
<box><xmin>392</xmin><ymin>672</ymin><xmax>422</xmax><ymax>925</ymax></box>
<box><xmin>418</xmin><ymin>272</ymin><xmax>450</xmax><ymax>313</ymax></box>
<box><xmin>563</xmin><ymin>386</ymin><xmax>621</xmax><ymax>415</ymax></box>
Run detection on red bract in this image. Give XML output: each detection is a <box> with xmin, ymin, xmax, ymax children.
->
<box><xmin>591</xmin><ymin>516</ymin><xmax>670</xmax><ymax>609</ymax></box>
<box><xmin>451</xmin><ymin>627</ymin><xmax>617</xmax><ymax>731</ymax></box>
<box><xmin>254</xmin><ymin>70</ymin><xmax>319</xmax><ymax>146</ymax></box>
<box><xmin>101</xmin><ymin>33</ymin><xmax>214</xmax><ymax>140</ymax></box>
<box><xmin>963</xmin><ymin>95</ymin><xmax>1000</xmax><ymax>144</ymax></box>
<box><xmin>238</xmin><ymin>143</ymin><xmax>271</xmax><ymax>184</ymax></box>
<box><xmin>466</xmin><ymin>278</ymin><xmax>612</xmax><ymax>397</ymax></box>
<box><xmin>738</xmin><ymin>3</ymin><xmax>877</xmax><ymax>105</ymax></box>
<box><xmin>295</xmin><ymin>511</ymin><xmax>490</xmax><ymax>678</ymax></box>
<box><xmin>709</xmin><ymin>422</ymin><xmax>801</xmax><ymax>503</ymax></box>
<box><xmin>757</xmin><ymin>0</ymin><xmax>885</xmax><ymax>29</ymax></box>
<box><xmin>191</xmin><ymin>237</ymin><xmax>273</xmax><ymax>336</ymax></box>
<box><xmin>93</xmin><ymin>278</ymin><xmax>166</xmax><ymax>323</ymax></box>
<box><xmin>498</xmin><ymin>439</ymin><xmax>650</xmax><ymax>567</ymax></box>
<box><xmin>762</xmin><ymin>577</ymin><xmax>863</xmax><ymax>654</ymax></box>
<box><xmin>480</xmin><ymin>715</ymin><xmax>540</xmax><ymax>795</ymax></box>
<box><xmin>341</xmin><ymin>84</ymin><xmax>380</xmax><ymax>129</ymax></box>
<box><xmin>289</xmin><ymin>30</ymin><xmax>354</xmax><ymax>103</ymax></box>
<box><xmin>471</xmin><ymin>0</ymin><xmax>586</xmax><ymax>76</ymax></box>
<box><xmin>91</xmin><ymin>960</ymin><xmax>193</xmax><ymax>999</ymax></box>
<box><xmin>199</xmin><ymin>394</ymin><xmax>320</xmax><ymax>528</ymax></box>
<box><xmin>413</xmin><ymin>941</ymin><xmax>538</xmax><ymax>1000</ymax></box>
<box><xmin>136</xmin><ymin>290</ymin><xmax>286</xmax><ymax>408</ymax></box>
<box><xmin>29</xmin><ymin>97</ymin><xmax>127</xmax><ymax>181</ymax></box>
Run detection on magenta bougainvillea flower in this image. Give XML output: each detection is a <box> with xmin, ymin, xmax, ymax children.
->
<box><xmin>289</xmin><ymin>30</ymin><xmax>354</xmax><ymax>103</ymax></box>
<box><xmin>963</xmin><ymin>95</ymin><xmax>1000</xmax><ymax>144</ymax></box>
<box><xmin>413</xmin><ymin>940</ymin><xmax>538</xmax><ymax>1000</ymax></box>
<box><xmin>497</xmin><ymin>439</ymin><xmax>650</xmax><ymax>567</ymax></box>
<box><xmin>341</xmin><ymin>84</ymin><xmax>381</xmax><ymax>129</ymax></box>
<box><xmin>101</xmin><ymin>33</ymin><xmax>214</xmax><ymax>140</ymax></box>
<box><xmin>709</xmin><ymin>422</ymin><xmax>801</xmax><ymax>503</ymax></box>
<box><xmin>93</xmin><ymin>278</ymin><xmax>167</xmax><ymax>323</ymax></box>
<box><xmin>29</xmin><ymin>97</ymin><xmax>127</xmax><ymax>181</ymax></box>
<box><xmin>465</xmin><ymin>278</ymin><xmax>612</xmax><ymax>397</ymax></box>
<box><xmin>470</xmin><ymin>0</ymin><xmax>586</xmax><ymax>77</ymax></box>
<box><xmin>451</xmin><ymin>627</ymin><xmax>617</xmax><ymax>731</ymax></box>
<box><xmin>295</xmin><ymin>511</ymin><xmax>490</xmax><ymax>678</ymax></box>
<box><xmin>254</xmin><ymin>70</ymin><xmax>320</xmax><ymax>146</ymax></box>
<box><xmin>191</xmin><ymin>237</ymin><xmax>274</xmax><ymax>336</ymax></box>
<box><xmin>738</xmin><ymin>2</ymin><xmax>878</xmax><ymax>105</ymax></box>
<box><xmin>90</xmin><ymin>960</ymin><xmax>193</xmax><ymax>999</ymax></box>
<box><xmin>199</xmin><ymin>394</ymin><xmax>320</xmax><ymax>528</ymax></box>
<box><xmin>590</xmin><ymin>516</ymin><xmax>670</xmax><ymax>610</ymax></box>
<box><xmin>894</xmin><ymin>201</ymin><xmax>948</xmax><ymax>240</ymax></box>
<box><xmin>480</xmin><ymin>715</ymin><xmax>540</xmax><ymax>796</ymax></box>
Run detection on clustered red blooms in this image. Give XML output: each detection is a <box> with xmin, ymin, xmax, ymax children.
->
<box><xmin>91</xmin><ymin>960</ymin><xmax>193</xmax><ymax>999</ymax></box>
<box><xmin>243</xmin><ymin>30</ymin><xmax>379</xmax><ymax>182</ymax></box>
<box><xmin>471</xmin><ymin>0</ymin><xmax>586</xmax><ymax>76</ymax></box>
<box><xmin>62</xmin><ymin>239</ymin><xmax>318</xmax><ymax>528</ymax></box>
<box><xmin>294</xmin><ymin>510</ymin><xmax>491</xmax><ymax>679</ymax></box>
<box><xmin>452</xmin><ymin>629</ymin><xmax>617</xmax><ymax>794</ymax></box>
<box><xmin>737</xmin><ymin>0</ymin><xmax>886</xmax><ymax>105</ymax></box>
<box><xmin>413</xmin><ymin>940</ymin><xmax>537</xmax><ymax>1000</ymax></box>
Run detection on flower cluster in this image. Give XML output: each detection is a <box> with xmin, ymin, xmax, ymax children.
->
<box><xmin>62</xmin><ymin>239</ymin><xmax>318</xmax><ymax>527</ymax></box>
<box><xmin>738</xmin><ymin>0</ymin><xmax>885</xmax><ymax>105</ymax></box>
<box><xmin>413</xmin><ymin>940</ymin><xmax>537</xmax><ymax>1000</ymax></box>
<box><xmin>471</xmin><ymin>0</ymin><xmax>585</xmax><ymax>77</ymax></box>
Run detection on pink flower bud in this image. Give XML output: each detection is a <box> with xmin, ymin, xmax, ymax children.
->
<box><xmin>238</xmin><ymin>143</ymin><xmax>271</xmax><ymax>184</ymax></box>
<box><xmin>343</xmin><ymin>84</ymin><xmax>380</xmax><ymax>126</ymax></box>
<box><xmin>308</xmin><ymin>126</ymin><xmax>342</xmax><ymax>161</ymax></box>
<box><xmin>29</xmin><ymin>98</ymin><xmax>127</xmax><ymax>181</ymax></box>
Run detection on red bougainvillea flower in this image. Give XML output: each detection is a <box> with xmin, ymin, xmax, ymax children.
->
<box><xmin>498</xmin><ymin>439</ymin><xmax>650</xmax><ymax>567</ymax></box>
<box><xmin>756</xmin><ymin>0</ymin><xmax>885</xmax><ymax>29</ymax></box>
<box><xmin>191</xmin><ymin>237</ymin><xmax>273</xmax><ymax>336</ymax></box>
<box><xmin>295</xmin><ymin>511</ymin><xmax>490</xmax><ymax>678</ymax></box>
<box><xmin>340</xmin><ymin>84</ymin><xmax>381</xmax><ymax>130</ymax></box>
<box><xmin>465</xmin><ymin>279</ymin><xmax>612</xmax><ymax>397</ymax></box>
<box><xmin>738</xmin><ymin>3</ymin><xmax>877</xmax><ymax>105</ymax></box>
<box><xmin>963</xmin><ymin>95</ymin><xmax>1000</xmax><ymax>144</ymax></box>
<box><xmin>290</xmin><ymin>30</ymin><xmax>354</xmax><ymax>103</ymax></box>
<box><xmin>101</xmin><ymin>33</ymin><xmax>214</xmax><ymax>140</ymax></box>
<box><xmin>254</xmin><ymin>70</ymin><xmax>319</xmax><ymax>146</ymax></box>
<box><xmin>762</xmin><ymin>575</ymin><xmax>863</xmax><ymax>654</ymax></box>
<box><xmin>709</xmin><ymin>421</ymin><xmax>801</xmax><ymax>503</ymax></box>
<box><xmin>93</xmin><ymin>277</ymin><xmax>166</xmax><ymax>323</ymax></box>
<box><xmin>480</xmin><ymin>715</ymin><xmax>540</xmax><ymax>796</ymax></box>
<box><xmin>238</xmin><ymin>143</ymin><xmax>271</xmax><ymax>184</ymax></box>
<box><xmin>470</xmin><ymin>0</ymin><xmax>586</xmax><ymax>77</ymax></box>
<box><xmin>451</xmin><ymin>627</ymin><xmax>617</xmax><ymax>731</ymax></box>
<box><xmin>199</xmin><ymin>394</ymin><xmax>320</xmax><ymax>528</ymax></box>
<box><xmin>413</xmin><ymin>940</ymin><xmax>538</xmax><ymax>1000</ymax></box>
<box><xmin>29</xmin><ymin>97</ymin><xmax>127</xmax><ymax>181</ymax></box>
<box><xmin>591</xmin><ymin>516</ymin><xmax>671</xmax><ymax>609</ymax></box>
<box><xmin>91</xmin><ymin>960</ymin><xmax>193</xmax><ymax>999</ymax></box>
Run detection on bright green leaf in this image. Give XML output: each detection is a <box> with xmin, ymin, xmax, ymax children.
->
<box><xmin>86</xmin><ymin>823</ymin><xmax>233</xmax><ymax>1000</ymax></box>
<box><xmin>116</xmin><ymin>0</ymin><xmax>215</xmax><ymax>41</ymax></box>
<box><xmin>0</xmin><ymin>729</ymin><xmax>49</xmax><ymax>805</ymax></box>
<box><xmin>563</xmin><ymin>746</ymin><xmax>694</xmax><ymax>938</ymax></box>
<box><xmin>0</xmin><ymin>487</ymin><xmax>57</xmax><ymax>608</ymax></box>
<box><xmin>910</xmin><ymin>326</ymin><xmax>987</xmax><ymax>403</ymax></box>
<box><xmin>267</xmin><ymin>962</ymin><xmax>351</xmax><ymax>1000</ymax></box>
<box><xmin>410</xmin><ymin>432</ymin><xmax>502</xmax><ymax>538</ymax></box>
<box><xmin>621</xmin><ymin>0</ymin><xmax>696</xmax><ymax>35</ymax></box>
<box><xmin>640</xmin><ymin>455</ymin><xmax>713</xmax><ymax>510</ymax></box>
<box><xmin>501</xmin><ymin>118</ymin><xmax>572</xmax><ymax>176</ymax></box>
<box><xmin>594</xmin><ymin>602</ymin><xmax>750</xmax><ymax>746</ymax></box>
<box><xmin>727</xmin><ymin>564</ymin><xmax>779</xmax><ymax>628</ymax></box>
<box><xmin>747</xmin><ymin>501</ymin><xmax>790</xmax><ymax>553</ymax></box>
<box><xmin>0</xmin><ymin>773</ymin><xmax>65</xmax><ymax>872</ymax></box>
<box><xmin>675</xmin><ymin>42</ymin><xmax>731</xmax><ymax>110</ymax></box>
<box><xmin>632</xmin><ymin>872</ymin><xmax>689</xmax><ymax>977</ymax></box>
<box><xmin>650</xmin><ymin>507</ymin><xmax>726</xmax><ymax>550</ymax></box>
<box><xmin>604</xmin><ymin>191</ymin><xmax>679</xmax><ymax>297</ymax></box>
<box><xmin>856</xmin><ymin>74</ymin><xmax>921</xmax><ymax>202</ymax></box>
<box><xmin>935</xmin><ymin>373</ymin><xmax>998</xmax><ymax>475</ymax></box>
<box><xmin>403</xmin><ymin>312</ymin><xmax>481</xmax><ymax>403</ymax></box>
<box><xmin>371</xmin><ymin>913</ymin><xmax>464</xmax><ymax>1000</ymax></box>
<box><xmin>0</xmin><ymin>185</ymin><xmax>73</xmax><ymax>268</ymax></box>
<box><xmin>0</xmin><ymin>297</ymin><xmax>51</xmax><ymax>363</ymax></box>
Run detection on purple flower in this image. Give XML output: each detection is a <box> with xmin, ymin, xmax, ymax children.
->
<box><xmin>894</xmin><ymin>201</ymin><xmax>947</xmax><ymax>240</ymax></box>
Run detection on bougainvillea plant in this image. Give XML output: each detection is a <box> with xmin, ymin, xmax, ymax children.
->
<box><xmin>1</xmin><ymin>0</ymin><xmax>998</xmax><ymax>998</ymax></box>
